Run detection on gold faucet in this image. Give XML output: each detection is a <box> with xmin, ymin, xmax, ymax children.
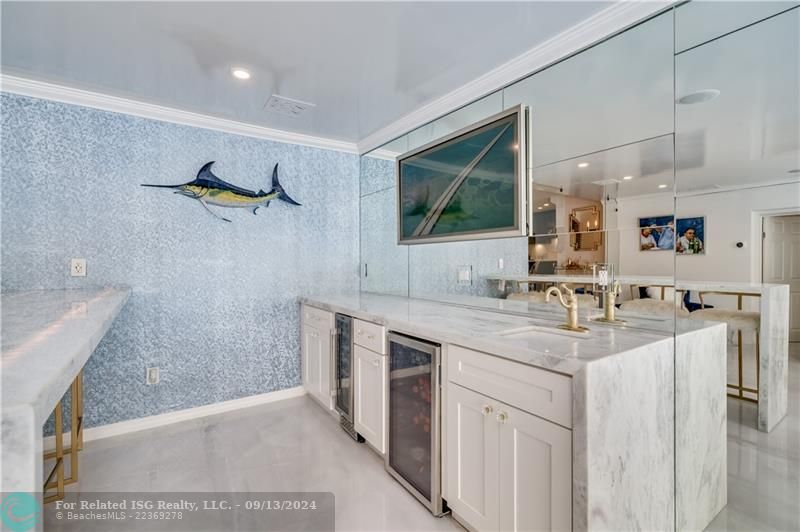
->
<box><xmin>544</xmin><ymin>284</ymin><xmax>589</xmax><ymax>333</ymax></box>
<box><xmin>595</xmin><ymin>280</ymin><xmax>626</xmax><ymax>324</ymax></box>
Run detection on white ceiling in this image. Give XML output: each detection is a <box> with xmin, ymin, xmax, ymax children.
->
<box><xmin>1</xmin><ymin>1</ymin><xmax>612</xmax><ymax>143</ymax></box>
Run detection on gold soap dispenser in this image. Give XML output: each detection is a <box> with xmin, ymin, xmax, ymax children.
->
<box><xmin>592</xmin><ymin>263</ymin><xmax>626</xmax><ymax>325</ymax></box>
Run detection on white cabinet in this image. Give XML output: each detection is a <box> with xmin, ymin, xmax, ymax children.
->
<box><xmin>354</xmin><ymin>345</ymin><xmax>386</xmax><ymax>453</ymax></box>
<box><xmin>301</xmin><ymin>306</ymin><xmax>333</xmax><ymax>411</ymax></box>
<box><xmin>446</xmin><ymin>384</ymin><xmax>500</xmax><ymax>531</ymax></box>
<box><xmin>498</xmin><ymin>402</ymin><xmax>572</xmax><ymax>532</ymax></box>
<box><xmin>447</xmin><ymin>384</ymin><xmax>572</xmax><ymax>532</ymax></box>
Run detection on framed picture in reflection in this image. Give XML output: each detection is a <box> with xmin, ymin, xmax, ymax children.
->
<box><xmin>676</xmin><ymin>216</ymin><xmax>706</xmax><ymax>255</ymax></box>
<box><xmin>638</xmin><ymin>215</ymin><xmax>675</xmax><ymax>252</ymax></box>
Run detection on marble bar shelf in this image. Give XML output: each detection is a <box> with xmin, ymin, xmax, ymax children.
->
<box><xmin>300</xmin><ymin>292</ymin><xmax>728</xmax><ymax>531</ymax></box>
<box><xmin>1</xmin><ymin>288</ymin><xmax>130</xmax><ymax>494</ymax></box>
<box><xmin>487</xmin><ymin>274</ymin><xmax>790</xmax><ymax>432</ymax></box>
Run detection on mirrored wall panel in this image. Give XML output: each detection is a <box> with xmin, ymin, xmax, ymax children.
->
<box><xmin>503</xmin><ymin>11</ymin><xmax>674</xmax><ymax>167</ymax></box>
<box><xmin>531</xmin><ymin>136</ymin><xmax>675</xmax><ymax>279</ymax></box>
<box><xmin>406</xmin><ymin>92</ymin><xmax>503</xmax><ymax>153</ymax></box>
<box><xmin>673</xmin><ymin>4</ymin><xmax>799</xmax><ymax>527</ymax></box>
<box><xmin>360</xmin><ymin>143</ymin><xmax>409</xmax><ymax>296</ymax></box>
<box><xmin>675</xmin><ymin>6</ymin><xmax>800</xmax><ymax>194</ymax></box>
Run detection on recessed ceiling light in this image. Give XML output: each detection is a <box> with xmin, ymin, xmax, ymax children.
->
<box><xmin>543</xmin><ymin>203</ymin><xmax>550</xmax><ymax>207</ymax></box>
<box><xmin>231</xmin><ymin>68</ymin><xmax>251</xmax><ymax>80</ymax></box>
<box><xmin>577</xmin><ymin>162</ymin><xmax>589</xmax><ymax>168</ymax></box>
<box><xmin>658</xmin><ymin>184</ymin><xmax>668</xmax><ymax>189</ymax></box>
<box><xmin>677</xmin><ymin>89</ymin><xmax>720</xmax><ymax>105</ymax></box>
<box><xmin>622</xmin><ymin>175</ymin><xmax>634</xmax><ymax>181</ymax></box>
<box><xmin>537</xmin><ymin>206</ymin><xmax>543</xmax><ymax>210</ymax></box>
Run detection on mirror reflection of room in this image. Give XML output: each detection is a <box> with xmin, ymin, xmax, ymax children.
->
<box><xmin>506</xmin><ymin>134</ymin><xmax>676</xmax><ymax>309</ymax></box>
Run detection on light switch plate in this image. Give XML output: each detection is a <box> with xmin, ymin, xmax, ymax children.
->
<box><xmin>70</xmin><ymin>258</ymin><xmax>87</xmax><ymax>277</ymax></box>
<box><xmin>498</xmin><ymin>258</ymin><xmax>504</xmax><ymax>269</ymax></box>
<box><xmin>457</xmin><ymin>265</ymin><xmax>472</xmax><ymax>285</ymax></box>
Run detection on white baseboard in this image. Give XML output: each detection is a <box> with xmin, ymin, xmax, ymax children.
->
<box><xmin>43</xmin><ymin>386</ymin><xmax>306</xmax><ymax>451</ymax></box>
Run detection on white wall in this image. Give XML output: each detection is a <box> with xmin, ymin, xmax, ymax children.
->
<box><xmin>674</xmin><ymin>182</ymin><xmax>800</xmax><ymax>285</ymax></box>
<box><xmin>615</xmin><ymin>181</ymin><xmax>800</xmax><ymax>309</ymax></box>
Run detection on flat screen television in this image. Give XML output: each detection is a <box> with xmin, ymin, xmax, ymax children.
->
<box><xmin>396</xmin><ymin>105</ymin><xmax>529</xmax><ymax>245</ymax></box>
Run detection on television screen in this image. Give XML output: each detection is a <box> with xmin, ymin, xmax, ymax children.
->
<box><xmin>396</xmin><ymin>105</ymin><xmax>527</xmax><ymax>244</ymax></box>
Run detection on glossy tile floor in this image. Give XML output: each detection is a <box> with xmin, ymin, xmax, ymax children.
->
<box><xmin>708</xmin><ymin>342</ymin><xmax>800</xmax><ymax>531</ymax></box>
<box><xmin>46</xmin><ymin>345</ymin><xmax>799</xmax><ymax>531</ymax></box>
<box><xmin>46</xmin><ymin>395</ymin><xmax>462</xmax><ymax>531</ymax></box>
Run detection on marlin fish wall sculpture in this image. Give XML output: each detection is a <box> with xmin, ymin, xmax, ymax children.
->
<box><xmin>141</xmin><ymin>161</ymin><xmax>301</xmax><ymax>222</ymax></box>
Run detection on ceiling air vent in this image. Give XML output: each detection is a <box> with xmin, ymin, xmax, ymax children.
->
<box><xmin>591</xmin><ymin>178</ymin><xmax>621</xmax><ymax>186</ymax></box>
<box><xmin>264</xmin><ymin>94</ymin><xmax>316</xmax><ymax>117</ymax></box>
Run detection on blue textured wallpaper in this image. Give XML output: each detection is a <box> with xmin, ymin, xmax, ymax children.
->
<box><xmin>1</xmin><ymin>93</ymin><xmax>359</xmax><ymax>430</ymax></box>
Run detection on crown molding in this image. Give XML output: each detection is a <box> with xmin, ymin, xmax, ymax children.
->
<box><xmin>357</xmin><ymin>1</ymin><xmax>673</xmax><ymax>155</ymax></box>
<box><xmin>363</xmin><ymin>148</ymin><xmax>400</xmax><ymax>161</ymax></box>
<box><xmin>0</xmin><ymin>74</ymin><xmax>359</xmax><ymax>154</ymax></box>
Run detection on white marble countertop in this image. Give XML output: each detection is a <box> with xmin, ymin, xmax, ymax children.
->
<box><xmin>486</xmin><ymin>274</ymin><xmax>785</xmax><ymax>295</ymax></box>
<box><xmin>1</xmin><ymin>288</ymin><xmax>130</xmax><ymax>424</ymax></box>
<box><xmin>300</xmin><ymin>292</ymin><xmax>714</xmax><ymax>377</ymax></box>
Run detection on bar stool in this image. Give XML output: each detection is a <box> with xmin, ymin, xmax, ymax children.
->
<box><xmin>619</xmin><ymin>299</ymin><xmax>690</xmax><ymax>317</ymax></box>
<box><xmin>689</xmin><ymin>307</ymin><xmax>760</xmax><ymax>402</ymax></box>
<box><xmin>43</xmin><ymin>370</ymin><xmax>84</xmax><ymax>503</ymax></box>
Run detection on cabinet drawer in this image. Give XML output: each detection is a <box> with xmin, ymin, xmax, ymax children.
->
<box><xmin>353</xmin><ymin>319</ymin><xmax>386</xmax><ymax>354</ymax></box>
<box><xmin>302</xmin><ymin>305</ymin><xmax>333</xmax><ymax>330</ymax></box>
<box><xmin>448</xmin><ymin>345</ymin><xmax>572</xmax><ymax>428</ymax></box>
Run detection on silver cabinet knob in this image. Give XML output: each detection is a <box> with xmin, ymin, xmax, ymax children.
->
<box><xmin>496</xmin><ymin>411</ymin><xmax>508</xmax><ymax>424</ymax></box>
<box><xmin>482</xmin><ymin>405</ymin><xmax>493</xmax><ymax>416</ymax></box>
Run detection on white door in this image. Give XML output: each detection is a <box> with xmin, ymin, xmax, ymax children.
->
<box><xmin>302</xmin><ymin>323</ymin><xmax>332</xmax><ymax>409</ymax></box>
<box><xmin>498</xmin><ymin>402</ymin><xmax>572</xmax><ymax>532</ymax></box>
<box><xmin>763</xmin><ymin>215</ymin><xmax>800</xmax><ymax>342</ymax></box>
<box><xmin>446</xmin><ymin>384</ymin><xmax>500</xmax><ymax>531</ymax></box>
<box><xmin>354</xmin><ymin>345</ymin><xmax>386</xmax><ymax>453</ymax></box>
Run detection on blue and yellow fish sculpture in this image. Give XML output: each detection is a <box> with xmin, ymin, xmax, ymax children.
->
<box><xmin>142</xmin><ymin>161</ymin><xmax>301</xmax><ymax>222</ymax></box>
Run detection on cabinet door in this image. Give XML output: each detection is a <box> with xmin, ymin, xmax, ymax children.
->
<box><xmin>498</xmin><ymin>403</ymin><xmax>572</xmax><ymax>532</ymax></box>
<box><xmin>354</xmin><ymin>345</ymin><xmax>386</xmax><ymax>453</ymax></box>
<box><xmin>303</xmin><ymin>323</ymin><xmax>332</xmax><ymax>410</ymax></box>
<box><xmin>446</xmin><ymin>384</ymin><xmax>500</xmax><ymax>531</ymax></box>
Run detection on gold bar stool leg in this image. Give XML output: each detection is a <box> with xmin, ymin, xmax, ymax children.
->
<box><xmin>754</xmin><ymin>331</ymin><xmax>761</xmax><ymax>402</ymax></box>
<box><xmin>738</xmin><ymin>330</ymin><xmax>744</xmax><ymax>399</ymax></box>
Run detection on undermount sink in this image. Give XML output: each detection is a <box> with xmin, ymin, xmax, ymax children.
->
<box><xmin>495</xmin><ymin>324</ymin><xmax>590</xmax><ymax>340</ymax></box>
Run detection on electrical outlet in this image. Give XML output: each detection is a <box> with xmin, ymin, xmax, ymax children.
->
<box><xmin>457</xmin><ymin>265</ymin><xmax>472</xmax><ymax>285</ymax></box>
<box><xmin>70</xmin><ymin>258</ymin><xmax>87</xmax><ymax>277</ymax></box>
<box><xmin>146</xmin><ymin>367</ymin><xmax>160</xmax><ymax>385</ymax></box>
